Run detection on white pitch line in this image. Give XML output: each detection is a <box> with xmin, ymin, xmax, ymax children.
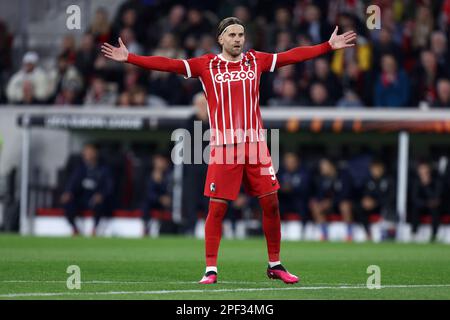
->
<box><xmin>1</xmin><ymin>280</ymin><xmax>266</xmax><ymax>285</ymax></box>
<box><xmin>1</xmin><ymin>284</ymin><xmax>450</xmax><ymax>298</ymax></box>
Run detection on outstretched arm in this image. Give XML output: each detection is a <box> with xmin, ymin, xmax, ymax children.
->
<box><xmin>276</xmin><ymin>26</ymin><xmax>356</xmax><ymax>68</ymax></box>
<box><xmin>101</xmin><ymin>38</ymin><xmax>187</xmax><ymax>75</ymax></box>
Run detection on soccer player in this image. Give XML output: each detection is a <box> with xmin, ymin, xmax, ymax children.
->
<box><xmin>102</xmin><ymin>17</ymin><xmax>356</xmax><ymax>284</ymax></box>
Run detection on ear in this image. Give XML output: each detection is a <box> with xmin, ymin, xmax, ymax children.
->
<box><xmin>218</xmin><ymin>35</ymin><xmax>223</xmax><ymax>46</ymax></box>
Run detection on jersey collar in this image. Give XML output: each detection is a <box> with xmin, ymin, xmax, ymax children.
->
<box><xmin>217</xmin><ymin>53</ymin><xmax>244</xmax><ymax>63</ymax></box>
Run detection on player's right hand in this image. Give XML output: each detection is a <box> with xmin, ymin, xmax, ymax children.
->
<box><xmin>101</xmin><ymin>37</ymin><xmax>129</xmax><ymax>62</ymax></box>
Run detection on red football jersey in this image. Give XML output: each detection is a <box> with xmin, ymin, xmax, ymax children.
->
<box><xmin>127</xmin><ymin>42</ymin><xmax>332</xmax><ymax>145</ymax></box>
<box><xmin>183</xmin><ymin>50</ymin><xmax>278</xmax><ymax>146</ymax></box>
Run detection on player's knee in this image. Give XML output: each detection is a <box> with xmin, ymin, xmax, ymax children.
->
<box><xmin>261</xmin><ymin>194</ymin><xmax>279</xmax><ymax>217</ymax></box>
<box><xmin>208</xmin><ymin>210</ymin><xmax>227</xmax><ymax>220</ymax></box>
<box><xmin>207</xmin><ymin>200</ymin><xmax>228</xmax><ymax>220</ymax></box>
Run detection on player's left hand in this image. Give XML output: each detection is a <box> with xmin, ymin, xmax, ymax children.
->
<box><xmin>328</xmin><ymin>26</ymin><xmax>357</xmax><ymax>50</ymax></box>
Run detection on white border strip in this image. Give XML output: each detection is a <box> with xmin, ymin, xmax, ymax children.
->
<box><xmin>1</xmin><ymin>284</ymin><xmax>450</xmax><ymax>298</ymax></box>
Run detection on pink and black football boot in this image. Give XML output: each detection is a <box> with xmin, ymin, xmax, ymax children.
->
<box><xmin>267</xmin><ymin>264</ymin><xmax>299</xmax><ymax>284</ymax></box>
<box><xmin>198</xmin><ymin>271</ymin><xmax>217</xmax><ymax>284</ymax></box>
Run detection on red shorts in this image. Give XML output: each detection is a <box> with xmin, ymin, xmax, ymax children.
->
<box><xmin>204</xmin><ymin>141</ymin><xmax>280</xmax><ymax>201</ymax></box>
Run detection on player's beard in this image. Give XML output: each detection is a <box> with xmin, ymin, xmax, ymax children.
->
<box><xmin>225</xmin><ymin>44</ymin><xmax>243</xmax><ymax>58</ymax></box>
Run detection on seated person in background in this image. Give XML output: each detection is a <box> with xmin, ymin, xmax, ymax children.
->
<box><xmin>60</xmin><ymin>143</ymin><xmax>114</xmax><ymax>236</ymax></box>
<box><xmin>433</xmin><ymin>78</ymin><xmax>450</xmax><ymax>108</ymax></box>
<box><xmin>278</xmin><ymin>152</ymin><xmax>310</xmax><ymax>221</ymax></box>
<box><xmin>84</xmin><ymin>76</ymin><xmax>117</xmax><ymax>106</ymax></box>
<box><xmin>309</xmin><ymin>157</ymin><xmax>354</xmax><ymax>241</ymax></box>
<box><xmin>6</xmin><ymin>51</ymin><xmax>49</xmax><ymax>104</ymax></box>
<box><xmin>359</xmin><ymin>159</ymin><xmax>394</xmax><ymax>240</ymax></box>
<box><xmin>141</xmin><ymin>154</ymin><xmax>172</xmax><ymax>236</ymax></box>
<box><xmin>226</xmin><ymin>191</ymin><xmax>249</xmax><ymax>236</ymax></box>
<box><xmin>411</xmin><ymin>161</ymin><xmax>442</xmax><ymax>242</ymax></box>
<box><xmin>182</xmin><ymin>92</ymin><xmax>209</xmax><ymax>235</ymax></box>
<box><xmin>374</xmin><ymin>54</ymin><xmax>410</xmax><ymax>107</ymax></box>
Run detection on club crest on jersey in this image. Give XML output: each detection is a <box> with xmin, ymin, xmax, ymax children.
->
<box><xmin>214</xmin><ymin>70</ymin><xmax>255</xmax><ymax>83</ymax></box>
<box><xmin>210</xmin><ymin>183</ymin><xmax>216</xmax><ymax>192</ymax></box>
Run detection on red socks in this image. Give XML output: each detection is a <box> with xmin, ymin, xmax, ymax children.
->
<box><xmin>259</xmin><ymin>193</ymin><xmax>281</xmax><ymax>262</ymax></box>
<box><xmin>204</xmin><ymin>200</ymin><xmax>228</xmax><ymax>266</ymax></box>
<box><xmin>204</xmin><ymin>194</ymin><xmax>281</xmax><ymax>267</ymax></box>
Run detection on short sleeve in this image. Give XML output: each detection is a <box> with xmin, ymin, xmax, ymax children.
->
<box><xmin>184</xmin><ymin>55</ymin><xmax>209</xmax><ymax>79</ymax></box>
<box><xmin>255</xmin><ymin>51</ymin><xmax>278</xmax><ymax>73</ymax></box>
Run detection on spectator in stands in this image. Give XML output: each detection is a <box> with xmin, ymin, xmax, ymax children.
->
<box><xmin>441</xmin><ymin>0</ymin><xmax>450</xmax><ymax>30</ymax></box>
<box><xmin>372</xmin><ymin>27</ymin><xmax>402</xmax><ymax>73</ymax></box>
<box><xmin>430</xmin><ymin>31</ymin><xmax>449</xmax><ymax>69</ymax></box>
<box><xmin>374</xmin><ymin>54</ymin><xmax>410</xmax><ymax>107</ymax></box>
<box><xmin>308</xmin><ymin>82</ymin><xmax>333</xmax><ymax>107</ymax></box>
<box><xmin>358</xmin><ymin>159</ymin><xmax>394</xmax><ymax>240</ymax></box>
<box><xmin>269</xmin><ymin>64</ymin><xmax>296</xmax><ymax>101</ymax></box>
<box><xmin>266</xmin><ymin>7</ymin><xmax>293</xmax><ymax>50</ymax></box>
<box><xmin>309</xmin><ymin>157</ymin><xmax>354</xmax><ymax>241</ymax></box>
<box><xmin>371</xmin><ymin>5</ymin><xmax>403</xmax><ymax>46</ymax></box>
<box><xmin>146</xmin><ymin>32</ymin><xmax>186</xmax><ymax>105</ymax></box>
<box><xmin>182</xmin><ymin>8</ymin><xmax>213</xmax><ymax>44</ymax></box>
<box><xmin>119</xmin><ymin>63</ymin><xmax>147</xmax><ymax>95</ymax></box>
<box><xmin>0</xmin><ymin>20</ymin><xmax>13</xmax><ymax>103</ymax></box>
<box><xmin>330</xmin><ymin>12</ymin><xmax>371</xmax><ymax>77</ymax></box>
<box><xmin>194</xmin><ymin>34</ymin><xmax>219</xmax><ymax>57</ymax></box>
<box><xmin>433</xmin><ymin>78</ymin><xmax>450</xmax><ymax>108</ymax></box>
<box><xmin>268</xmin><ymin>79</ymin><xmax>300</xmax><ymax>107</ymax></box>
<box><xmin>411</xmin><ymin>51</ymin><xmax>449</xmax><ymax>106</ymax></box>
<box><xmin>130</xmin><ymin>85</ymin><xmax>148</xmax><ymax>106</ymax></box>
<box><xmin>117</xmin><ymin>91</ymin><xmax>132</xmax><ymax>107</ymax></box>
<box><xmin>141</xmin><ymin>154</ymin><xmax>172</xmax><ymax>236</ymax></box>
<box><xmin>341</xmin><ymin>60</ymin><xmax>371</xmax><ymax>106</ymax></box>
<box><xmin>59</xmin><ymin>34</ymin><xmax>77</xmax><ymax>64</ymax></box>
<box><xmin>88</xmin><ymin>7</ymin><xmax>111</xmax><ymax>45</ymax></box>
<box><xmin>154</xmin><ymin>4</ymin><xmax>186</xmax><ymax>44</ymax></box>
<box><xmin>310</xmin><ymin>58</ymin><xmax>342</xmax><ymax>103</ymax></box>
<box><xmin>233</xmin><ymin>5</ymin><xmax>255</xmax><ymax>50</ymax></box>
<box><xmin>60</xmin><ymin>143</ymin><xmax>114</xmax><ymax>236</ymax></box>
<box><xmin>337</xmin><ymin>89</ymin><xmax>364</xmax><ymax>108</ymax></box>
<box><xmin>182</xmin><ymin>92</ymin><xmax>209</xmax><ymax>235</ymax></box>
<box><xmin>75</xmin><ymin>33</ymin><xmax>97</xmax><ymax>87</ymax></box>
<box><xmin>274</xmin><ymin>31</ymin><xmax>293</xmax><ymax>53</ymax></box>
<box><xmin>2</xmin><ymin>1</ymin><xmax>450</xmax><ymax>110</ymax></box>
<box><xmin>112</xmin><ymin>7</ymin><xmax>146</xmax><ymax>46</ymax></box>
<box><xmin>152</xmin><ymin>32</ymin><xmax>186</xmax><ymax>60</ymax></box>
<box><xmin>119</xmin><ymin>28</ymin><xmax>143</xmax><ymax>55</ymax></box>
<box><xmin>412</xmin><ymin>6</ymin><xmax>434</xmax><ymax>52</ymax></box>
<box><xmin>48</xmin><ymin>54</ymin><xmax>83</xmax><ymax>104</ymax></box>
<box><xmin>6</xmin><ymin>51</ymin><xmax>49</xmax><ymax>104</ymax></box>
<box><xmin>117</xmin><ymin>86</ymin><xmax>148</xmax><ymax>108</ymax></box>
<box><xmin>278</xmin><ymin>152</ymin><xmax>310</xmax><ymax>221</ymax></box>
<box><xmin>54</xmin><ymin>81</ymin><xmax>81</xmax><ymax>106</ymax></box>
<box><xmin>410</xmin><ymin>161</ymin><xmax>442</xmax><ymax>242</ymax></box>
<box><xmin>92</xmin><ymin>51</ymin><xmax>124</xmax><ymax>84</ymax></box>
<box><xmin>84</xmin><ymin>76</ymin><xmax>117</xmax><ymax>106</ymax></box>
<box><xmin>297</xmin><ymin>4</ymin><xmax>333</xmax><ymax>44</ymax></box>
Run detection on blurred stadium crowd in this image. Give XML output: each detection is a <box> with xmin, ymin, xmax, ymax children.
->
<box><xmin>0</xmin><ymin>0</ymin><xmax>449</xmax><ymax>108</ymax></box>
<box><xmin>57</xmin><ymin>139</ymin><xmax>450</xmax><ymax>241</ymax></box>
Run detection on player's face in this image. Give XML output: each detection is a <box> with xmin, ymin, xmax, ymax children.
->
<box><xmin>370</xmin><ymin>164</ymin><xmax>384</xmax><ymax>178</ymax></box>
<box><xmin>219</xmin><ymin>24</ymin><xmax>245</xmax><ymax>57</ymax></box>
<box><xmin>82</xmin><ymin>146</ymin><xmax>98</xmax><ymax>165</ymax></box>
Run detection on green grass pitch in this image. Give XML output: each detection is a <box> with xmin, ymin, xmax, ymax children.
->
<box><xmin>0</xmin><ymin>234</ymin><xmax>449</xmax><ymax>299</ymax></box>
